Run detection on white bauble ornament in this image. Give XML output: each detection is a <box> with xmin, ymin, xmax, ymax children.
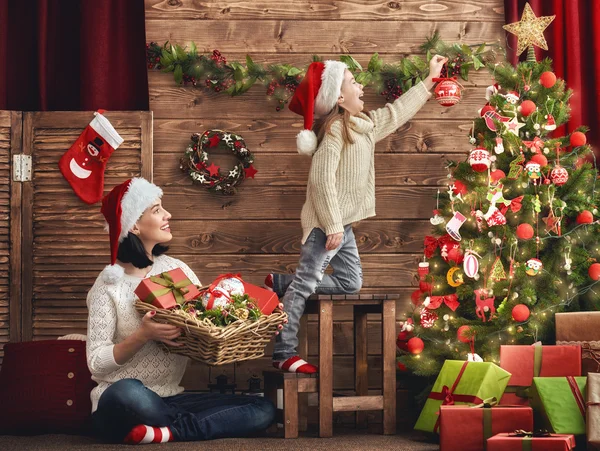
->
<box><xmin>216</xmin><ymin>277</ymin><xmax>245</xmax><ymax>296</ymax></box>
<box><xmin>201</xmin><ymin>287</ymin><xmax>232</xmax><ymax>310</ymax></box>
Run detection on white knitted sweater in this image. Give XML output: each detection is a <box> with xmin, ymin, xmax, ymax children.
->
<box><xmin>86</xmin><ymin>255</ymin><xmax>201</xmax><ymax>413</ymax></box>
<box><xmin>301</xmin><ymin>81</ymin><xmax>431</xmax><ymax>243</ymax></box>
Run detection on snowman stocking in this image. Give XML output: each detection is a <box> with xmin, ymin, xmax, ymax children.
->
<box><xmin>58</xmin><ymin>111</ymin><xmax>123</xmax><ymax>204</ymax></box>
<box><xmin>445</xmin><ymin>211</ymin><xmax>467</xmax><ymax>241</ymax></box>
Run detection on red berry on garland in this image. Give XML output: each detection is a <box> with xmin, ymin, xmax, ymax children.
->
<box><xmin>519</xmin><ymin>100</ymin><xmax>536</xmax><ymax>117</ymax></box>
<box><xmin>516</xmin><ymin>223</ymin><xmax>534</xmax><ymax>240</ymax></box>
<box><xmin>589</xmin><ymin>263</ymin><xmax>600</xmax><ymax>281</ymax></box>
<box><xmin>577</xmin><ymin>210</ymin><xmax>594</xmax><ymax>224</ymax></box>
<box><xmin>407</xmin><ymin>337</ymin><xmax>424</xmax><ymax>355</ymax></box>
<box><xmin>511</xmin><ymin>304</ymin><xmax>530</xmax><ymax>322</ymax></box>
<box><xmin>530</xmin><ymin>154</ymin><xmax>548</xmax><ymax>167</ymax></box>
<box><xmin>540</xmin><ymin>71</ymin><xmax>557</xmax><ymax>88</ymax></box>
<box><xmin>457</xmin><ymin>325</ymin><xmax>474</xmax><ymax>343</ymax></box>
<box><xmin>570</xmin><ymin>131</ymin><xmax>587</xmax><ymax>148</ymax></box>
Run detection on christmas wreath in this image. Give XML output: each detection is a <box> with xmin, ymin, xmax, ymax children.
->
<box><xmin>180</xmin><ymin>129</ymin><xmax>257</xmax><ymax>195</ymax></box>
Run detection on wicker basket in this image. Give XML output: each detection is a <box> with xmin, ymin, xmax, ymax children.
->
<box><xmin>134</xmin><ymin>300</ymin><xmax>287</xmax><ymax>366</ymax></box>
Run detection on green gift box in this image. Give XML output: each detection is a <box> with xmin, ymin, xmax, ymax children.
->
<box><xmin>531</xmin><ymin>376</ymin><xmax>587</xmax><ymax>435</ymax></box>
<box><xmin>414</xmin><ymin>360</ymin><xmax>511</xmax><ymax>434</ymax></box>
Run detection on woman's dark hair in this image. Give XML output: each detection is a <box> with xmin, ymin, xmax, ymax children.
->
<box><xmin>117</xmin><ymin>233</ymin><xmax>169</xmax><ymax>269</ymax></box>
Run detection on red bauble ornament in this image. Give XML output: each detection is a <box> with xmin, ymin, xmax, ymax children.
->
<box><xmin>433</xmin><ymin>77</ymin><xmax>462</xmax><ymax>107</ymax></box>
<box><xmin>407</xmin><ymin>337</ymin><xmax>425</xmax><ymax>354</ymax></box>
<box><xmin>396</xmin><ymin>330</ymin><xmax>412</xmax><ymax>352</ymax></box>
<box><xmin>589</xmin><ymin>263</ymin><xmax>600</xmax><ymax>281</ymax></box>
<box><xmin>511</xmin><ymin>304</ymin><xmax>530</xmax><ymax>322</ymax></box>
<box><xmin>420</xmin><ymin>309</ymin><xmax>438</xmax><ymax>328</ymax></box>
<box><xmin>530</xmin><ymin>154</ymin><xmax>548</xmax><ymax>167</ymax></box>
<box><xmin>551</xmin><ymin>166</ymin><xmax>569</xmax><ymax>186</ymax></box>
<box><xmin>468</xmin><ymin>147</ymin><xmax>491</xmax><ymax>172</ymax></box>
<box><xmin>570</xmin><ymin>131</ymin><xmax>587</xmax><ymax>148</ymax></box>
<box><xmin>519</xmin><ymin>100</ymin><xmax>536</xmax><ymax>117</ymax></box>
<box><xmin>453</xmin><ymin>180</ymin><xmax>468</xmax><ymax>196</ymax></box>
<box><xmin>446</xmin><ymin>245</ymin><xmax>464</xmax><ymax>265</ymax></box>
<box><xmin>516</xmin><ymin>223</ymin><xmax>534</xmax><ymax>240</ymax></box>
<box><xmin>490</xmin><ymin>169</ymin><xmax>506</xmax><ymax>183</ymax></box>
<box><xmin>397</xmin><ymin>362</ymin><xmax>407</xmax><ymax>372</ymax></box>
<box><xmin>577</xmin><ymin>210</ymin><xmax>594</xmax><ymax>224</ymax></box>
<box><xmin>457</xmin><ymin>325</ymin><xmax>474</xmax><ymax>343</ymax></box>
<box><xmin>540</xmin><ymin>71</ymin><xmax>557</xmax><ymax>88</ymax></box>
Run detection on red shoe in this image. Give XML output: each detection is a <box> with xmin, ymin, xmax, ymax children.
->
<box><xmin>273</xmin><ymin>356</ymin><xmax>318</xmax><ymax>374</ymax></box>
<box><xmin>124</xmin><ymin>425</ymin><xmax>174</xmax><ymax>444</ymax></box>
<box><xmin>264</xmin><ymin>274</ymin><xmax>274</xmax><ymax>292</ymax></box>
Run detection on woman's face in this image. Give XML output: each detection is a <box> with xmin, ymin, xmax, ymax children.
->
<box><xmin>133</xmin><ymin>198</ymin><xmax>172</xmax><ymax>245</ymax></box>
<box><xmin>338</xmin><ymin>69</ymin><xmax>364</xmax><ymax>115</ymax></box>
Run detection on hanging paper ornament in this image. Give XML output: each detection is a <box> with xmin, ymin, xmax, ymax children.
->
<box><xmin>490</xmin><ymin>257</ymin><xmax>507</xmax><ymax>281</ymax></box>
<box><xmin>485</xmin><ymin>83</ymin><xmax>500</xmax><ymax>100</ymax></box>
<box><xmin>504</xmin><ymin>116</ymin><xmax>526</xmax><ymax>136</ymax></box>
<box><xmin>430</xmin><ymin>209</ymin><xmax>445</xmax><ymax>225</ymax></box>
<box><xmin>542</xmin><ymin>209</ymin><xmax>561</xmax><ymax>234</ymax></box>
<box><xmin>519</xmin><ymin>100</ymin><xmax>536</xmax><ymax>116</ymax></box>
<box><xmin>407</xmin><ymin>337</ymin><xmax>424</xmax><ymax>354</ymax></box>
<box><xmin>484</xmin><ymin>207</ymin><xmax>507</xmax><ymax>227</ymax></box>
<box><xmin>577</xmin><ymin>210</ymin><xmax>594</xmax><ymax>224</ymax></box>
<box><xmin>550</xmin><ymin>165</ymin><xmax>569</xmax><ymax>186</ymax></box>
<box><xmin>544</xmin><ymin>114</ymin><xmax>557</xmax><ymax>131</ymax></box>
<box><xmin>493</xmin><ymin>136</ymin><xmax>505</xmax><ymax>154</ymax></box>
<box><xmin>432</xmin><ymin>77</ymin><xmax>462</xmax><ymax>106</ymax></box>
<box><xmin>490</xmin><ymin>169</ymin><xmax>506</xmax><ymax>183</ymax></box>
<box><xmin>570</xmin><ymin>131</ymin><xmax>587</xmax><ymax>148</ymax></box>
<box><xmin>482</xmin><ymin>109</ymin><xmax>511</xmax><ymax>132</ymax></box>
<box><xmin>589</xmin><ymin>263</ymin><xmax>600</xmax><ymax>281</ymax></box>
<box><xmin>463</xmin><ymin>251</ymin><xmax>480</xmax><ymax>279</ymax></box>
<box><xmin>540</xmin><ymin>71</ymin><xmax>556</xmax><ymax>88</ymax></box>
<box><xmin>516</xmin><ymin>223</ymin><xmax>534</xmax><ymax>240</ymax></box>
<box><xmin>530</xmin><ymin>154</ymin><xmax>548</xmax><ymax>167</ymax></box>
<box><xmin>418</xmin><ymin>260</ymin><xmax>430</xmax><ymax>280</ymax></box>
<box><xmin>457</xmin><ymin>325</ymin><xmax>474</xmax><ymax>343</ymax></box>
<box><xmin>452</xmin><ymin>180</ymin><xmax>468</xmax><ymax>197</ymax></box>
<box><xmin>446</xmin><ymin>211</ymin><xmax>467</xmax><ymax>241</ymax></box>
<box><xmin>525</xmin><ymin>258</ymin><xmax>543</xmax><ymax>276</ymax></box>
<box><xmin>446</xmin><ymin>267</ymin><xmax>464</xmax><ymax>287</ymax></box>
<box><xmin>512</xmin><ymin>304</ymin><xmax>530</xmax><ymax>322</ymax></box>
<box><xmin>524</xmin><ymin>161</ymin><xmax>542</xmax><ymax>182</ymax></box>
<box><xmin>508</xmin><ymin>153</ymin><xmax>526</xmax><ymax>179</ymax></box>
<box><xmin>420</xmin><ymin>309</ymin><xmax>438</xmax><ymax>328</ymax></box>
<box><xmin>474</xmin><ymin>288</ymin><xmax>496</xmax><ymax>322</ymax></box>
<box><xmin>469</xmin><ymin>147</ymin><xmax>491</xmax><ymax>172</ymax></box>
<box><xmin>504</xmin><ymin>91</ymin><xmax>520</xmax><ymax>105</ymax></box>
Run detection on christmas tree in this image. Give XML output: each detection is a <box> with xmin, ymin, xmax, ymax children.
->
<box><xmin>398</xmin><ymin>4</ymin><xmax>600</xmax><ymax>377</ymax></box>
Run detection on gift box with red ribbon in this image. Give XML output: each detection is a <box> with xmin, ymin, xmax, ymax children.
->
<box><xmin>242</xmin><ymin>282</ymin><xmax>279</xmax><ymax>315</ymax></box>
<box><xmin>487</xmin><ymin>432</ymin><xmax>575</xmax><ymax>451</ymax></box>
<box><xmin>499</xmin><ymin>344</ymin><xmax>581</xmax><ymax>406</ymax></box>
<box><xmin>439</xmin><ymin>401</ymin><xmax>533</xmax><ymax>451</ymax></box>
<box><xmin>414</xmin><ymin>360</ymin><xmax>511</xmax><ymax>433</ymax></box>
<box><xmin>135</xmin><ymin>268</ymin><xmax>200</xmax><ymax>309</ymax></box>
<box><xmin>556</xmin><ymin>311</ymin><xmax>600</xmax><ymax>375</ymax></box>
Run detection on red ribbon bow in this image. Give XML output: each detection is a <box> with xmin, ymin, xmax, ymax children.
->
<box><xmin>428</xmin><ymin>294</ymin><xmax>460</xmax><ymax>312</ymax></box>
<box><xmin>203</xmin><ymin>273</ymin><xmax>243</xmax><ymax>310</ymax></box>
<box><xmin>500</xmin><ymin>195</ymin><xmax>524</xmax><ymax>215</ymax></box>
<box><xmin>424</xmin><ymin>234</ymin><xmax>455</xmax><ymax>258</ymax></box>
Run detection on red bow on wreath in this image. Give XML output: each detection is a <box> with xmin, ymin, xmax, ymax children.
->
<box><xmin>500</xmin><ymin>195</ymin><xmax>524</xmax><ymax>215</ymax></box>
<box><xmin>427</xmin><ymin>294</ymin><xmax>460</xmax><ymax>311</ymax></box>
<box><xmin>423</xmin><ymin>234</ymin><xmax>455</xmax><ymax>258</ymax></box>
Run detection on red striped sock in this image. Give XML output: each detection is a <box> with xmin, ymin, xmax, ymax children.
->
<box><xmin>124</xmin><ymin>425</ymin><xmax>174</xmax><ymax>445</ymax></box>
<box><xmin>264</xmin><ymin>274</ymin><xmax>274</xmax><ymax>291</ymax></box>
<box><xmin>273</xmin><ymin>356</ymin><xmax>318</xmax><ymax>374</ymax></box>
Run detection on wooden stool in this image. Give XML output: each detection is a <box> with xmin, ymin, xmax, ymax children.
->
<box><xmin>263</xmin><ymin>370</ymin><xmax>318</xmax><ymax>438</ymax></box>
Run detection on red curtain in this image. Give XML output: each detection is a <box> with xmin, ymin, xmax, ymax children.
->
<box><xmin>0</xmin><ymin>0</ymin><xmax>148</xmax><ymax>111</ymax></box>
<box><xmin>504</xmin><ymin>0</ymin><xmax>600</xmax><ymax>153</ymax></box>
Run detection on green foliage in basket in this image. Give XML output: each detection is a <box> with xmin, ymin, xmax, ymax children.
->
<box><xmin>187</xmin><ymin>294</ymin><xmax>263</xmax><ymax>327</ymax></box>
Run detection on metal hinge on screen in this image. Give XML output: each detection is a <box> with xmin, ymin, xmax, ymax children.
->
<box><xmin>12</xmin><ymin>154</ymin><xmax>32</xmax><ymax>182</ymax></box>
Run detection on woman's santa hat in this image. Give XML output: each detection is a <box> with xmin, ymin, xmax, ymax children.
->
<box><xmin>289</xmin><ymin>60</ymin><xmax>348</xmax><ymax>156</ymax></box>
<box><xmin>100</xmin><ymin>178</ymin><xmax>162</xmax><ymax>281</ymax></box>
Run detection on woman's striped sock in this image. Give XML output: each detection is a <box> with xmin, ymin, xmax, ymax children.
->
<box><xmin>124</xmin><ymin>425</ymin><xmax>174</xmax><ymax>444</ymax></box>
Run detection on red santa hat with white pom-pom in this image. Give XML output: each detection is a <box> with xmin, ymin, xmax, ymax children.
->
<box><xmin>289</xmin><ymin>60</ymin><xmax>348</xmax><ymax>156</ymax></box>
<box><xmin>100</xmin><ymin>177</ymin><xmax>163</xmax><ymax>282</ymax></box>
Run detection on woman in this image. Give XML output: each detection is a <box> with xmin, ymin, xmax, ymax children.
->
<box><xmin>87</xmin><ymin>177</ymin><xmax>275</xmax><ymax>444</ymax></box>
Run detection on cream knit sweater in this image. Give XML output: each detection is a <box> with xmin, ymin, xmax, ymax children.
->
<box><xmin>301</xmin><ymin>81</ymin><xmax>432</xmax><ymax>243</ymax></box>
<box><xmin>86</xmin><ymin>255</ymin><xmax>201</xmax><ymax>413</ymax></box>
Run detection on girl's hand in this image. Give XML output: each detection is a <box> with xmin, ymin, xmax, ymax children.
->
<box><xmin>428</xmin><ymin>55</ymin><xmax>448</xmax><ymax>79</ymax></box>
<box><xmin>139</xmin><ymin>311</ymin><xmax>183</xmax><ymax>347</ymax></box>
<box><xmin>325</xmin><ymin>232</ymin><xmax>343</xmax><ymax>251</ymax></box>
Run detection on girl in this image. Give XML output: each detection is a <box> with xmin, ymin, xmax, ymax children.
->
<box><xmin>267</xmin><ymin>55</ymin><xmax>448</xmax><ymax>374</ymax></box>
<box><xmin>87</xmin><ymin>177</ymin><xmax>275</xmax><ymax>444</ymax></box>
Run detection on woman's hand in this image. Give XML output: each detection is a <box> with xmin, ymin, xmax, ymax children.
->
<box><xmin>139</xmin><ymin>311</ymin><xmax>183</xmax><ymax>347</ymax></box>
<box><xmin>424</xmin><ymin>55</ymin><xmax>449</xmax><ymax>90</ymax></box>
<box><xmin>325</xmin><ymin>232</ymin><xmax>343</xmax><ymax>251</ymax></box>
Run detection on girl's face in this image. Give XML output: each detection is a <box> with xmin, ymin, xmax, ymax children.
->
<box><xmin>132</xmin><ymin>198</ymin><xmax>172</xmax><ymax>246</ymax></box>
<box><xmin>338</xmin><ymin>69</ymin><xmax>364</xmax><ymax>115</ymax></box>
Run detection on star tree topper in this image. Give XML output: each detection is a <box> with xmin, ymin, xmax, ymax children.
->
<box><xmin>503</xmin><ymin>2</ymin><xmax>556</xmax><ymax>56</ymax></box>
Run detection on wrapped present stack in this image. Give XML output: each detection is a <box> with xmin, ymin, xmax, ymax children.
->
<box><xmin>417</xmin><ymin>339</ymin><xmax>597</xmax><ymax>451</ymax></box>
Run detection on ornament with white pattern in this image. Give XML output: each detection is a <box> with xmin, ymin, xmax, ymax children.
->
<box><xmin>468</xmin><ymin>147</ymin><xmax>491</xmax><ymax>172</ymax></box>
<box><xmin>551</xmin><ymin>165</ymin><xmax>569</xmax><ymax>186</ymax></box>
<box><xmin>420</xmin><ymin>308</ymin><xmax>438</xmax><ymax>328</ymax></box>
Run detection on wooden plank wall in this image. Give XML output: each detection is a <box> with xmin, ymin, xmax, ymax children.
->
<box><xmin>144</xmin><ymin>0</ymin><xmax>506</xmax><ymax>391</ymax></box>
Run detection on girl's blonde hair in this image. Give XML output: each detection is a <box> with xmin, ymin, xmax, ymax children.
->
<box><xmin>313</xmin><ymin>106</ymin><xmax>355</xmax><ymax>147</ymax></box>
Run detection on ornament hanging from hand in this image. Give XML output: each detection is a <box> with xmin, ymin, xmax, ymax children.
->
<box><xmin>432</xmin><ymin>77</ymin><xmax>463</xmax><ymax>107</ymax></box>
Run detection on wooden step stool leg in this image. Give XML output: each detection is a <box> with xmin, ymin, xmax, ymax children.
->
<box><xmin>298</xmin><ymin>314</ymin><xmax>309</xmax><ymax>432</ymax></box>
<box><xmin>382</xmin><ymin>299</ymin><xmax>397</xmax><ymax>435</ymax></box>
<box><xmin>318</xmin><ymin>298</ymin><xmax>333</xmax><ymax>438</ymax></box>
<box><xmin>263</xmin><ymin>372</ymin><xmax>279</xmax><ymax>435</ymax></box>
<box><xmin>354</xmin><ymin>305</ymin><xmax>368</xmax><ymax>429</ymax></box>
<box><xmin>283</xmin><ymin>377</ymin><xmax>299</xmax><ymax>438</ymax></box>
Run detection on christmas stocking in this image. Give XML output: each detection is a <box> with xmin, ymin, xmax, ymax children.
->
<box><xmin>58</xmin><ymin>111</ymin><xmax>123</xmax><ymax>204</ymax></box>
<box><xmin>445</xmin><ymin>211</ymin><xmax>467</xmax><ymax>241</ymax></box>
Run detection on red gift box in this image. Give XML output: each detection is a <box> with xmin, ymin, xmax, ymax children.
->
<box><xmin>440</xmin><ymin>404</ymin><xmax>533</xmax><ymax>451</ymax></box>
<box><xmin>243</xmin><ymin>281</ymin><xmax>279</xmax><ymax>315</ymax></box>
<box><xmin>487</xmin><ymin>433</ymin><xmax>575</xmax><ymax>451</ymax></box>
<box><xmin>499</xmin><ymin>345</ymin><xmax>581</xmax><ymax>405</ymax></box>
<box><xmin>135</xmin><ymin>268</ymin><xmax>200</xmax><ymax>309</ymax></box>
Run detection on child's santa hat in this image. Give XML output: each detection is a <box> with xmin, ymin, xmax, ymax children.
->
<box><xmin>100</xmin><ymin>178</ymin><xmax>162</xmax><ymax>281</ymax></box>
<box><xmin>289</xmin><ymin>60</ymin><xmax>348</xmax><ymax>156</ymax></box>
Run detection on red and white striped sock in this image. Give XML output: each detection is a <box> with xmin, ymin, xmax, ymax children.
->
<box><xmin>264</xmin><ymin>274</ymin><xmax>274</xmax><ymax>292</ymax></box>
<box><xmin>124</xmin><ymin>425</ymin><xmax>174</xmax><ymax>445</ymax></box>
<box><xmin>273</xmin><ymin>356</ymin><xmax>318</xmax><ymax>374</ymax></box>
